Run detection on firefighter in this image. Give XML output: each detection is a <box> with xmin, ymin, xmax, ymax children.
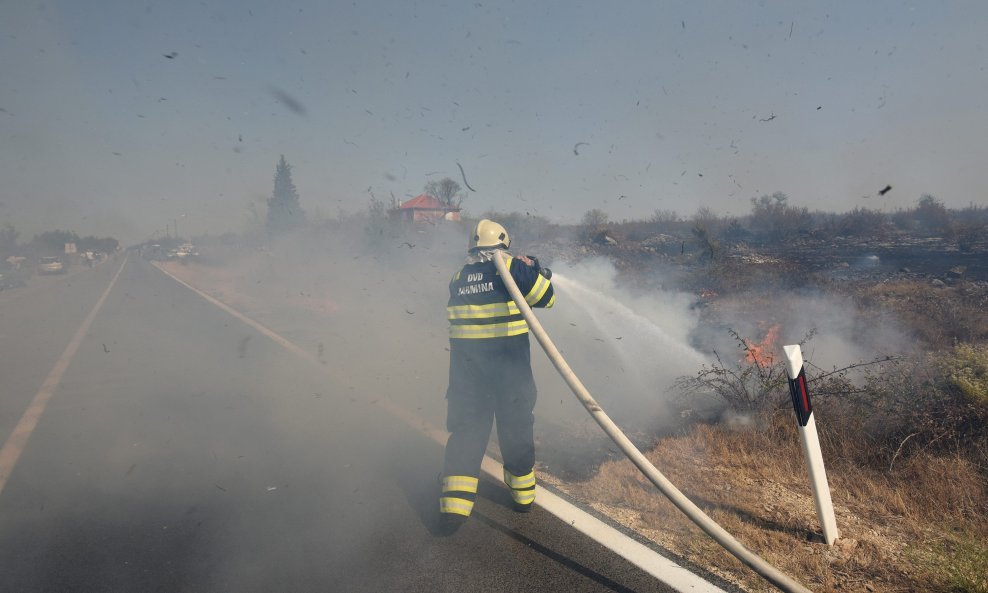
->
<box><xmin>439</xmin><ymin>219</ymin><xmax>554</xmax><ymax>532</ymax></box>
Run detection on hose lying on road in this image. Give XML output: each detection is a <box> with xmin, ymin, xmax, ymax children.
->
<box><xmin>493</xmin><ymin>250</ymin><xmax>813</xmax><ymax>593</ymax></box>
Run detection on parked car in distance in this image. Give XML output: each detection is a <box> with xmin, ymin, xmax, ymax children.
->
<box><xmin>38</xmin><ymin>256</ymin><xmax>65</xmax><ymax>274</ymax></box>
<box><xmin>173</xmin><ymin>243</ymin><xmax>199</xmax><ymax>259</ymax></box>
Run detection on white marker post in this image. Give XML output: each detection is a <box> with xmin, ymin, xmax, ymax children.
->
<box><xmin>782</xmin><ymin>344</ymin><xmax>839</xmax><ymax>545</ymax></box>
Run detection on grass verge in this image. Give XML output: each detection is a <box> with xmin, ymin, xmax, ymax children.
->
<box><xmin>544</xmin><ymin>414</ymin><xmax>987</xmax><ymax>592</ymax></box>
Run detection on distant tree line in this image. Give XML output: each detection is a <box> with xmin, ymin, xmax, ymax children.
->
<box><xmin>256</xmin><ymin>154</ymin><xmax>984</xmax><ymax>258</ymax></box>
<box><xmin>33</xmin><ymin>230</ymin><xmax>119</xmax><ymax>254</ymax></box>
<box><xmin>573</xmin><ymin>193</ymin><xmax>987</xmax><ymax>253</ymax></box>
<box><xmin>0</xmin><ymin>225</ymin><xmax>119</xmax><ymax>257</ymax></box>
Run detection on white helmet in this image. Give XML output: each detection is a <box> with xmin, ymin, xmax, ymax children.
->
<box><xmin>469</xmin><ymin>219</ymin><xmax>510</xmax><ymax>251</ymax></box>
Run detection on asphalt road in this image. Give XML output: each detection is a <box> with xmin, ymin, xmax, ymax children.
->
<box><xmin>0</xmin><ymin>256</ymin><xmax>686</xmax><ymax>593</ymax></box>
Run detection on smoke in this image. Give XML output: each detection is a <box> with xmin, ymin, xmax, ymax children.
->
<box><xmin>2</xmin><ymin>217</ymin><xmax>928</xmax><ymax>585</ymax></box>
<box><xmin>688</xmin><ymin>290</ymin><xmax>913</xmax><ymax>376</ymax></box>
<box><xmin>537</xmin><ymin>258</ymin><xmax>710</xmax><ymax>428</ymax></box>
<box><xmin>175</xmin><ymin>231</ymin><xmax>717</xmax><ymax>485</ymax></box>
<box><xmin>88</xmin><ymin>226</ymin><xmax>918</xmax><ymax>514</ymax></box>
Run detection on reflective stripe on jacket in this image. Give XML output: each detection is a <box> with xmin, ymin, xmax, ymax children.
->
<box><xmin>447</xmin><ymin>256</ymin><xmax>554</xmax><ymax>339</ymax></box>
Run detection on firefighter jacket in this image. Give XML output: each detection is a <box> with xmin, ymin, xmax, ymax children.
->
<box><xmin>446</xmin><ymin>255</ymin><xmax>554</xmax><ymax>340</ymax></box>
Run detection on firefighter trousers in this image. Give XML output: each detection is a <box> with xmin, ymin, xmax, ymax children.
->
<box><xmin>441</xmin><ymin>334</ymin><xmax>537</xmax><ymax>515</ymax></box>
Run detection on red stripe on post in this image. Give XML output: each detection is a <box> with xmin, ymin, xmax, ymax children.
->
<box><xmin>799</xmin><ymin>375</ymin><xmax>810</xmax><ymax>415</ymax></box>
<box><xmin>787</xmin><ymin>367</ymin><xmax>813</xmax><ymax>427</ymax></box>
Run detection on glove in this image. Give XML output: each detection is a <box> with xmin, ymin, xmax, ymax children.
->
<box><xmin>525</xmin><ymin>255</ymin><xmax>551</xmax><ymax>279</ymax></box>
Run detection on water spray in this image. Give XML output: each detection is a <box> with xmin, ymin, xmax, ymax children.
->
<box><xmin>493</xmin><ymin>250</ymin><xmax>813</xmax><ymax>593</ymax></box>
<box><xmin>551</xmin><ymin>273</ymin><xmax>708</xmax><ymax>367</ymax></box>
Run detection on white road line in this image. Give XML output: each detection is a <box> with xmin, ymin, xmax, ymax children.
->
<box><xmin>153</xmin><ymin>263</ymin><xmax>318</xmax><ymax>364</ymax></box>
<box><xmin>0</xmin><ymin>255</ymin><xmax>129</xmax><ymax>495</ymax></box>
<box><xmin>154</xmin><ymin>262</ymin><xmax>727</xmax><ymax>593</ymax></box>
<box><xmin>380</xmin><ymin>399</ymin><xmax>727</xmax><ymax>593</ymax></box>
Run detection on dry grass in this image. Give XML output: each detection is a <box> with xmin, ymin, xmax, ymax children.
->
<box><xmin>854</xmin><ymin>280</ymin><xmax>988</xmax><ymax>347</ymax></box>
<box><xmin>546</xmin><ymin>414</ymin><xmax>988</xmax><ymax>592</ymax></box>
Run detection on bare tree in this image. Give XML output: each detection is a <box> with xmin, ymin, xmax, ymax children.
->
<box><xmin>748</xmin><ymin>192</ymin><xmax>810</xmax><ymax>242</ymax></box>
<box><xmin>649</xmin><ymin>209</ymin><xmax>680</xmax><ymax>225</ymax></box>
<box><xmin>691</xmin><ymin>206</ymin><xmax>721</xmax><ymax>233</ymax></box>
<box><xmin>424</xmin><ymin>178</ymin><xmax>464</xmax><ymax>208</ymax></box>
<box><xmin>579</xmin><ymin>208</ymin><xmax>611</xmax><ymax>243</ymax></box>
<box><xmin>690</xmin><ymin>207</ymin><xmax>723</xmax><ymax>260</ymax></box>
<box><xmin>581</xmin><ymin>208</ymin><xmax>609</xmax><ymax>229</ymax></box>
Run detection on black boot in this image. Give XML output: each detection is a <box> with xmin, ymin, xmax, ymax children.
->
<box><xmin>436</xmin><ymin>512</ymin><xmax>467</xmax><ymax>535</ymax></box>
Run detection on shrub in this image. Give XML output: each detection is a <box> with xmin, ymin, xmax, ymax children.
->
<box><xmin>674</xmin><ymin>328</ymin><xmax>819</xmax><ymax>413</ymax></box>
<box><xmin>955</xmin><ymin>221</ymin><xmax>987</xmax><ymax>253</ymax></box>
<box><xmin>747</xmin><ymin>192</ymin><xmax>811</xmax><ymax>242</ymax></box>
<box><xmin>942</xmin><ymin>344</ymin><xmax>988</xmax><ymax>406</ymax></box>
<box><xmin>579</xmin><ymin>208</ymin><xmax>610</xmax><ymax>243</ymax></box>
<box><xmin>479</xmin><ymin>211</ymin><xmax>554</xmax><ymax>247</ymax></box>
<box><xmin>846</xmin><ymin>351</ymin><xmax>988</xmax><ymax>470</ymax></box>
<box><xmin>649</xmin><ymin>209</ymin><xmax>681</xmax><ymax>228</ymax></box>
<box><xmin>915</xmin><ymin>194</ymin><xmax>952</xmax><ymax>234</ymax></box>
<box><xmin>676</xmin><ymin>334</ymin><xmax>988</xmax><ymax>472</ymax></box>
<box><xmin>855</xmin><ymin>281</ymin><xmax>988</xmax><ymax>348</ymax></box>
<box><xmin>835</xmin><ymin>207</ymin><xmax>889</xmax><ymax>238</ymax></box>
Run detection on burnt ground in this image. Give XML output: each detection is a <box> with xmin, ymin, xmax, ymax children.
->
<box><xmin>765</xmin><ymin>235</ymin><xmax>988</xmax><ymax>283</ymax></box>
<box><xmin>528</xmin><ymin>231</ymin><xmax>988</xmax><ymax>311</ymax></box>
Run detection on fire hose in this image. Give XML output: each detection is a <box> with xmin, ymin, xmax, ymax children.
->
<box><xmin>492</xmin><ymin>250</ymin><xmax>812</xmax><ymax>593</ymax></box>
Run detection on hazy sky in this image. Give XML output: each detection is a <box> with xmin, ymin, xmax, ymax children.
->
<box><xmin>2</xmin><ymin>1</ymin><xmax>986</xmax><ymax>242</ymax></box>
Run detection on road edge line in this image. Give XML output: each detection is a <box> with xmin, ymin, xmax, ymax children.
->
<box><xmin>379</xmin><ymin>399</ymin><xmax>727</xmax><ymax>593</ymax></box>
<box><xmin>152</xmin><ymin>263</ymin><xmax>318</xmax><ymax>364</ymax></box>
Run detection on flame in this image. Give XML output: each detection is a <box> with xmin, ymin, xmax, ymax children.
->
<box><xmin>743</xmin><ymin>324</ymin><xmax>779</xmax><ymax>367</ymax></box>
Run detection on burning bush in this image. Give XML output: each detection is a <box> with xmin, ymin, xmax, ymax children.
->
<box><xmin>679</xmin><ymin>338</ymin><xmax>988</xmax><ymax>482</ymax></box>
<box><xmin>674</xmin><ymin>327</ymin><xmax>802</xmax><ymax>414</ymax></box>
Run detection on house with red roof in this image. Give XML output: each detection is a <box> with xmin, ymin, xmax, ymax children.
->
<box><xmin>393</xmin><ymin>194</ymin><xmax>461</xmax><ymax>223</ymax></box>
